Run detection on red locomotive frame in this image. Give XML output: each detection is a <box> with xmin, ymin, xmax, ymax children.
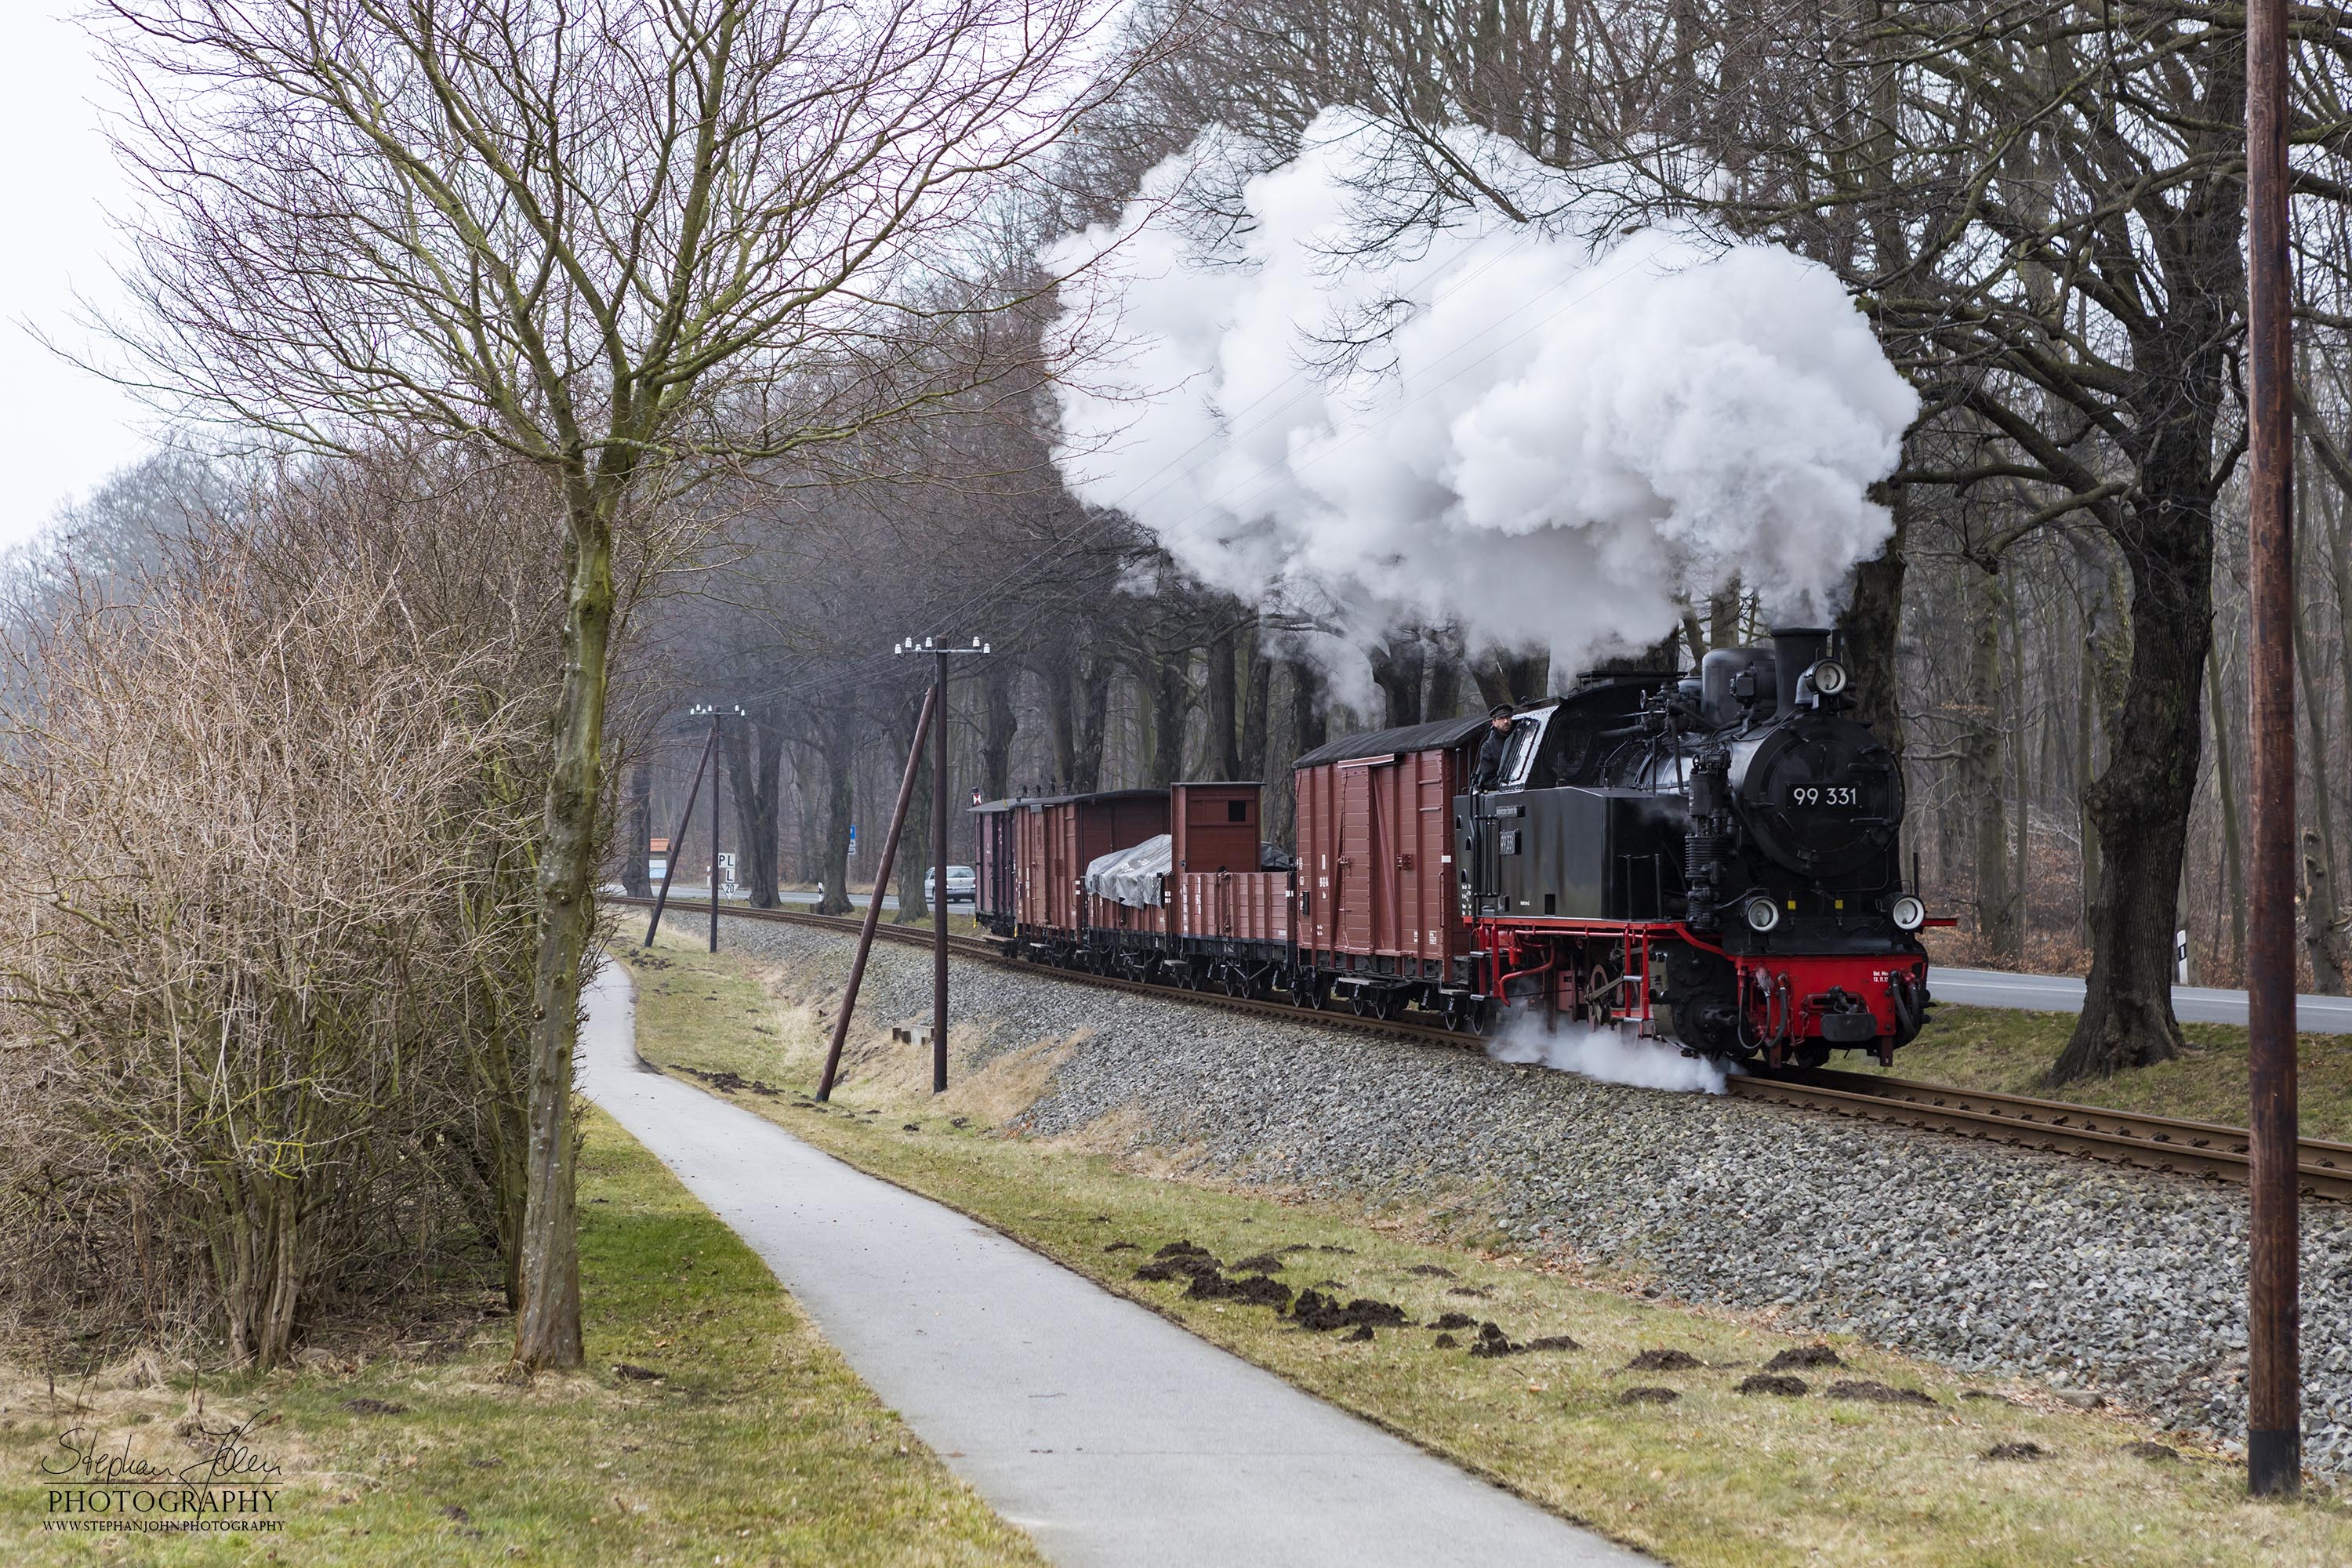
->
<box><xmin>1472</xmin><ymin>916</ymin><xmax>1930</xmax><ymax>1066</ymax></box>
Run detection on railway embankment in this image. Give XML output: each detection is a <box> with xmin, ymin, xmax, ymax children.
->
<box><xmin>630</xmin><ymin>925</ymin><xmax>2352</xmax><ymax>1562</ymax></box>
<box><xmin>670</xmin><ymin>909</ymin><xmax>2352</xmax><ymax>1482</ymax></box>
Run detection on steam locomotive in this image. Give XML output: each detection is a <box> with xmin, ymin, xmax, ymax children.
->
<box><xmin>972</xmin><ymin>626</ymin><xmax>1933</xmax><ymax>1067</ymax></box>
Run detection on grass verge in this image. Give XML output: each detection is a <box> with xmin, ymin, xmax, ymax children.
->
<box><xmin>0</xmin><ymin>1105</ymin><xmax>1040</xmax><ymax>1567</ymax></box>
<box><xmin>1903</xmin><ymin>1004</ymin><xmax>2352</xmax><ymax>1142</ymax></box>
<box><xmin>628</xmin><ymin>931</ymin><xmax>2352</xmax><ymax>1568</ymax></box>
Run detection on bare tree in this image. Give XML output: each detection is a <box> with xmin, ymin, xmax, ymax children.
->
<box><xmin>0</xmin><ymin>468</ymin><xmax>550</xmax><ymax>1369</ymax></box>
<box><xmin>93</xmin><ymin>0</ymin><xmax>1154</xmax><ymax>1369</ymax></box>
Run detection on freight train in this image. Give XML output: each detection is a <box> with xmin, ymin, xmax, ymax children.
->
<box><xmin>971</xmin><ymin>626</ymin><xmax>1936</xmax><ymax>1068</ymax></box>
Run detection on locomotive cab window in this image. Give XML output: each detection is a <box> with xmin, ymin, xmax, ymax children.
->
<box><xmin>1498</xmin><ymin>715</ymin><xmax>1544</xmax><ymax>787</ymax></box>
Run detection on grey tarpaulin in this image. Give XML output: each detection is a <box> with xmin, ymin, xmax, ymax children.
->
<box><xmin>1084</xmin><ymin>834</ymin><xmax>1170</xmax><ymax>908</ymax></box>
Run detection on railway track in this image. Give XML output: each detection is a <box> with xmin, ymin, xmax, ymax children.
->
<box><xmin>618</xmin><ymin>895</ymin><xmax>2352</xmax><ymax>1200</ymax></box>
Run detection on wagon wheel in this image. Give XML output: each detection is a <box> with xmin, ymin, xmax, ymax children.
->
<box><xmin>1375</xmin><ymin>989</ymin><xmax>1405</xmax><ymax>1022</ymax></box>
<box><xmin>1223</xmin><ymin>967</ymin><xmax>1251</xmax><ymax>998</ymax></box>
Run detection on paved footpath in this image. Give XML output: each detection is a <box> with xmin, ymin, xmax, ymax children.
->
<box><xmin>579</xmin><ymin>964</ymin><xmax>1646</xmax><ymax>1567</ymax></box>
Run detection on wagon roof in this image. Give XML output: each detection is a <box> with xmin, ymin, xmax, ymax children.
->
<box><xmin>989</xmin><ymin>786</ymin><xmax>1171</xmax><ymax>809</ymax></box>
<box><xmin>1294</xmin><ymin>714</ymin><xmax>1489</xmax><ymax>769</ymax></box>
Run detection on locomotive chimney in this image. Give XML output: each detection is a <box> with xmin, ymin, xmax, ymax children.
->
<box><xmin>1769</xmin><ymin>626</ymin><xmax>1831</xmax><ymax>713</ymax></box>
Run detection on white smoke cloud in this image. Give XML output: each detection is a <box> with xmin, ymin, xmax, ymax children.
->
<box><xmin>1042</xmin><ymin>109</ymin><xmax>1919</xmax><ymax>673</ymax></box>
<box><xmin>1483</xmin><ymin>1010</ymin><xmax>1731</xmax><ymax>1094</ymax></box>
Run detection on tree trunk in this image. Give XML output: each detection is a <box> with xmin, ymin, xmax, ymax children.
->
<box><xmin>1207</xmin><ymin>622</ymin><xmax>1243</xmax><ymax>778</ymax></box>
<box><xmin>622</xmin><ymin>762</ymin><xmax>651</xmax><ymax>897</ymax></box>
<box><xmin>1044</xmin><ymin>650</ymin><xmax>1110</xmax><ymax>792</ymax></box>
<box><xmin>2295</xmin><ymin>604</ymin><xmax>2344</xmax><ymax>993</ymax></box>
<box><xmin>1289</xmin><ymin>654</ymin><xmax>1329</xmax><ymax>755</ymax></box>
<box><xmin>2009</xmin><ymin>584</ymin><xmax>2030</xmax><ymax>957</ymax></box>
<box><xmin>1370</xmin><ymin>631</ymin><xmax>1426</xmax><ymax>727</ymax></box>
<box><xmin>1238</xmin><ymin>637</ymin><xmax>1271</xmax><ymax>777</ymax></box>
<box><xmin>2070</xmin><ymin>531</ymin><xmax>2128</xmax><ymax>945</ymax></box>
<box><xmin>1839</xmin><ymin>488</ymin><xmax>1906</xmax><ymax>761</ymax></box>
<box><xmin>792</xmin><ymin>740</ymin><xmax>822</xmax><ymax>886</ymax></box>
<box><xmin>1962</xmin><ymin>568</ymin><xmax>2016</xmax><ymax>958</ymax></box>
<box><xmin>2054</xmin><ymin>483</ymin><xmax>2214</xmax><ymax>1082</ymax></box>
<box><xmin>1424</xmin><ymin>630</ymin><xmax>1463</xmax><ymax>720</ymax></box>
<box><xmin>725</xmin><ymin>717</ymin><xmax>782</xmax><ymax>909</ymax></box>
<box><xmin>1472</xmin><ymin>646</ymin><xmax>1549</xmax><ymax>710</ymax></box>
<box><xmin>894</xmin><ymin>692</ymin><xmax>933</xmax><ymax>924</ymax></box>
<box><xmin>815</xmin><ymin>713</ymin><xmax>855</xmax><ymax>916</ymax></box>
<box><xmin>2207</xmin><ymin>648</ymin><xmax>2247</xmax><ymax>971</ymax></box>
<box><xmin>512</xmin><ymin>501</ymin><xmax>615</xmax><ymax>1374</ymax></box>
<box><xmin>1706</xmin><ymin>578</ymin><xmax>1744</xmax><ymax>649</ymax></box>
<box><xmin>1148</xmin><ymin>654</ymin><xmax>1189</xmax><ymax>784</ymax></box>
<box><xmin>981</xmin><ymin>659</ymin><xmax>1018</xmax><ymax>799</ymax></box>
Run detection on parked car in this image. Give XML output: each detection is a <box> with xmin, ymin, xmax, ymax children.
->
<box><xmin>925</xmin><ymin>865</ymin><xmax>977</xmax><ymax>905</ymax></box>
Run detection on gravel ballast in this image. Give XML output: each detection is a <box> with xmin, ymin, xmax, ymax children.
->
<box><xmin>686</xmin><ymin>911</ymin><xmax>2352</xmax><ymax>1471</ymax></box>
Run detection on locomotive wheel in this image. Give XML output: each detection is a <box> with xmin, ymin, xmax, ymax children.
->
<box><xmin>1795</xmin><ymin>1042</ymin><xmax>1831</xmax><ymax>1070</ymax></box>
<box><xmin>1585</xmin><ymin>964</ymin><xmax>1617</xmax><ymax>1026</ymax></box>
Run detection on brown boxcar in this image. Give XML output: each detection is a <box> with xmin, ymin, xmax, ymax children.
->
<box><xmin>971</xmin><ymin>797</ymin><xmax>1020</xmax><ymax>934</ymax></box>
<box><xmin>1294</xmin><ymin>717</ymin><xmax>1485</xmax><ymax>999</ymax></box>
<box><xmin>1011</xmin><ymin>787</ymin><xmax>1168</xmax><ymax>938</ymax></box>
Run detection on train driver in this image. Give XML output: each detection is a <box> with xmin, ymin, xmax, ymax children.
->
<box><xmin>1471</xmin><ymin>702</ymin><xmax>1514</xmax><ymax>792</ymax></box>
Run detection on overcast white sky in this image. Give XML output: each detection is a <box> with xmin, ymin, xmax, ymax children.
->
<box><xmin>0</xmin><ymin>9</ymin><xmax>154</xmax><ymax>555</ymax></box>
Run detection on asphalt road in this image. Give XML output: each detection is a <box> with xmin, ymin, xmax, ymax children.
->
<box><xmin>1933</xmin><ymin>967</ymin><xmax>2352</xmax><ymax>1035</ymax></box>
<box><xmin>579</xmin><ymin>964</ymin><xmax>1640</xmax><ymax>1568</ymax></box>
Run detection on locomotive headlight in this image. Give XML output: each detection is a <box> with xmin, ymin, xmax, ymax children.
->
<box><xmin>1744</xmin><ymin>897</ymin><xmax>1782</xmax><ymax>933</ymax></box>
<box><xmin>1891</xmin><ymin>894</ymin><xmax>1926</xmax><ymax>931</ymax></box>
<box><xmin>1808</xmin><ymin>659</ymin><xmax>1849</xmax><ymax>697</ymax></box>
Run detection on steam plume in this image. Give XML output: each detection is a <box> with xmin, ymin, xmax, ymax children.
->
<box><xmin>1485</xmin><ymin>1012</ymin><xmax>1731</xmax><ymax>1094</ymax></box>
<box><xmin>1043</xmin><ymin>110</ymin><xmax>1918</xmax><ymax>673</ymax></box>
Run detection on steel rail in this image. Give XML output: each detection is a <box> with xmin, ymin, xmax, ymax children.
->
<box><xmin>1726</xmin><ymin>1070</ymin><xmax>2352</xmax><ymax>1201</ymax></box>
<box><xmin>614</xmin><ymin>897</ymin><xmax>2352</xmax><ymax>1200</ymax></box>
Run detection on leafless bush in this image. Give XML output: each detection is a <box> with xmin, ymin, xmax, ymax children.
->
<box><xmin>0</xmin><ymin>480</ymin><xmax>557</xmax><ymax>1369</ymax></box>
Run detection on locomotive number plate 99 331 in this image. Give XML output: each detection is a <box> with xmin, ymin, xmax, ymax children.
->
<box><xmin>1788</xmin><ymin>785</ymin><xmax>1860</xmax><ymax>807</ymax></box>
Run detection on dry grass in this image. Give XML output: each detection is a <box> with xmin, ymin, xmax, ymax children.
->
<box><xmin>0</xmin><ymin>1106</ymin><xmax>1039</xmax><ymax>1566</ymax></box>
<box><xmin>628</xmin><ymin>932</ymin><xmax>2352</xmax><ymax>1567</ymax></box>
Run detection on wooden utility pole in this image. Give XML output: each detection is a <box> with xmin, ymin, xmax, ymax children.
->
<box><xmin>643</xmin><ymin>707</ymin><xmax>727</xmax><ymax>948</ymax></box>
<box><xmin>900</xmin><ymin>637</ymin><xmax>992</xmax><ymax>1092</ymax></box>
<box><xmin>2245</xmin><ymin>0</ymin><xmax>2301</xmax><ymax>1498</ymax></box>
<box><xmin>933</xmin><ymin>645</ymin><xmax>952</xmax><ymax>1091</ymax></box>
<box><xmin>815</xmin><ymin>684</ymin><xmax>938</xmax><ymax>1102</ymax></box>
